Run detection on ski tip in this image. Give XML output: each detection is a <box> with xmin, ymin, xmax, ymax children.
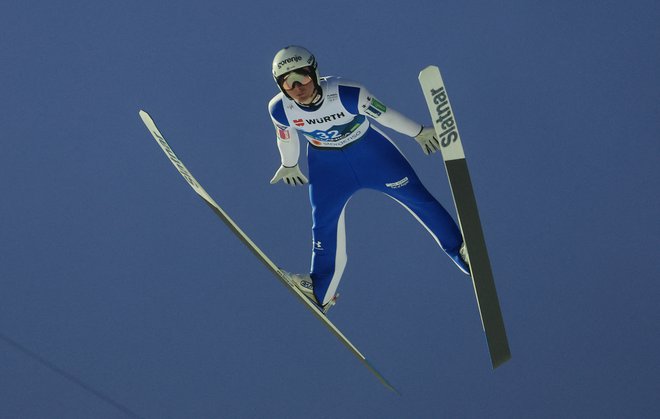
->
<box><xmin>419</xmin><ymin>65</ymin><xmax>440</xmax><ymax>78</ymax></box>
<box><xmin>138</xmin><ymin>110</ymin><xmax>154</xmax><ymax>126</ymax></box>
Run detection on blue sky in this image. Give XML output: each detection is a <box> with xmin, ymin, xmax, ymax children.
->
<box><xmin>1</xmin><ymin>0</ymin><xmax>659</xmax><ymax>418</ymax></box>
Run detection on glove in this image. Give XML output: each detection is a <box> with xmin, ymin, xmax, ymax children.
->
<box><xmin>414</xmin><ymin>126</ymin><xmax>441</xmax><ymax>155</ymax></box>
<box><xmin>270</xmin><ymin>164</ymin><xmax>309</xmax><ymax>186</ymax></box>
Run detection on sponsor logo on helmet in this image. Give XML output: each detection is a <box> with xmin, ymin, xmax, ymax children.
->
<box><xmin>277</xmin><ymin>55</ymin><xmax>303</xmax><ymax>69</ymax></box>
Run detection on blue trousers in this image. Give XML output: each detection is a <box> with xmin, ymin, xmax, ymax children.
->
<box><xmin>307</xmin><ymin>127</ymin><xmax>463</xmax><ymax>305</ymax></box>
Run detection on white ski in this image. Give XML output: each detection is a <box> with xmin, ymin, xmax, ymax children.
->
<box><xmin>418</xmin><ymin>66</ymin><xmax>511</xmax><ymax>368</ymax></box>
<box><xmin>138</xmin><ymin>110</ymin><xmax>397</xmax><ymax>392</ymax></box>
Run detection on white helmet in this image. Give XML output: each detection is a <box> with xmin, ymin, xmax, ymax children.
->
<box><xmin>272</xmin><ymin>45</ymin><xmax>320</xmax><ymax>91</ymax></box>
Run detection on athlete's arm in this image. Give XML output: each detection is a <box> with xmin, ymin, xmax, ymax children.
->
<box><xmin>339</xmin><ymin>81</ymin><xmax>438</xmax><ymax>154</ymax></box>
<box><xmin>363</xmin><ymin>93</ymin><xmax>440</xmax><ymax>154</ymax></box>
<box><xmin>356</xmin><ymin>86</ymin><xmax>423</xmax><ymax>137</ymax></box>
<box><xmin>268</xmin><ymin>96</ymin><xmax>301</xmax><ymax>167</ymax></box>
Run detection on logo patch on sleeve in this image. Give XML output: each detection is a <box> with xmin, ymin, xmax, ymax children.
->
<box><xmin>277</xmin><ymin>128</ymin><xmax>290</xmax><ymax>140</ymax></box>
<box><xmin>370</xmin><ymin>98</ymin><xmax>387</xmax><ymax>113</ymax></box>
<box><xmin>363</xmin><ymin>97</ymin><xmax>387</xmax><ymax>118</ymax></box>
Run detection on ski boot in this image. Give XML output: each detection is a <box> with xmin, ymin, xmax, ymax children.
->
<box><xmin>281</xmin><ymin>271</ymin><xmax>338</xmax><ymax>314</ymax></box>
<box><xmin>448</xmin><ymin>242</ymin><xmax>471</xmax><ymax>275</ymax></box>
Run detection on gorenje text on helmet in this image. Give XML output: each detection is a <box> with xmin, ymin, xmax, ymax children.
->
<box><xmin>277</xmin><ymin>56</ymin><xmax>303</xmax><ymax>69</ymax></box>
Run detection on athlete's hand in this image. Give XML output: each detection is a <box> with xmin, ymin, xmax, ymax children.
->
<box><xmin>414</xmin><ymin>126</ymin><xmax>441</xmax><ymax>155</ymax></box>
<box><xmin>270</xmin><ymin>164</ymin><xmax>309</xmax><ymax>186</ymax></box>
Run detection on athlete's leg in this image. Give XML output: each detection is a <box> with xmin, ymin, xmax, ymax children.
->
<box><xmin>307</xmin><ymin>146</ymin><xmax>360</xmax><ymax>305</ymax></box>
<box><xmin>349</xmin><ymin>129</ymin><xmax>464</xmax><ymax>262</ymax></box>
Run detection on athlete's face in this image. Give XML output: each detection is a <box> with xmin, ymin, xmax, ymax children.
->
<box><xmin>288</xmin><ymin>81</ymin><xmax>316</xmax><ymax>104</ymax></box>
<box><xmin>281</xmin><ymin>69</ymin><xmax>317</xmax><ymax>105</ymax></box>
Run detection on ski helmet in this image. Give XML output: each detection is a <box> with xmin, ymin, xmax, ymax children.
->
<box><xmin>272</xmin><ymin>45</ymin><xmax>320</xmax><ymax>92</ymax></box>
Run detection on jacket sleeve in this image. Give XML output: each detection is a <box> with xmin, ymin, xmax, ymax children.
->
<box><xmin>268</xmin><ymin>95</ymin><xmax>301</xmax><ymax>167</ymax></box>
<box><xmin>356</xmin><ymin>84</ymin><xmax>423</xmax><ymax>137</ymax></box>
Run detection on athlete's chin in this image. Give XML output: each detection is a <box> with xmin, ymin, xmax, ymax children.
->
<box><xmin>294</xmin><ymin>97</ymin><xmax>312</xmax><ymax>104</ymax></box>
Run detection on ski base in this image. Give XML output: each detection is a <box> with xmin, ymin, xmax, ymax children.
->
<box><xmin>446</xmin><ymin>158</ymin><xmax>511</xmax><ymax>368</ymax></box>
<box><xmin>418</xmin><ymin>66</ymin><xmax>511</xmax><ymax>368</ymax></box>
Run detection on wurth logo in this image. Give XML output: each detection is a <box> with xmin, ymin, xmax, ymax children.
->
<box><xmin>304</xmin><ymin>112</ymin><xmax>346</xmax><ymax>125</ymax></box>
<box><xmin>293</xmin><ymin>119</ymin><xmax>305</xmax><ymax>127</ymax></box>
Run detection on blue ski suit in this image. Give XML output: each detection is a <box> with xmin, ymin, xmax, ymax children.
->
<box><xmin>269</xmin><ymin>77</ymin><xmax>463</xmax><ymax>305</ymax></box>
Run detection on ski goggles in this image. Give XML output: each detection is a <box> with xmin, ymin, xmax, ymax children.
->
<box><xmin>280</xmin><ymin>71</ymin><xmax>313</xmax><ymax>91</ymax></box>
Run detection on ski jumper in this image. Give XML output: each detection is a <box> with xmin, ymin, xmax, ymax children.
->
<box><xmin>268</xmin><ymin>77</ymin><xmax>463</xmax><ymax>305</ymax></box>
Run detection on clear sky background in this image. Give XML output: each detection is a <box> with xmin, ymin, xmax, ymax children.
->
<box><xmin>1</xmin><ymin>1</ymin><xmax>658</xmax><ymax>418</ymax></box>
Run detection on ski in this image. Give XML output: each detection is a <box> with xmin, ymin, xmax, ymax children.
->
<box><xmin>418</xmin><ymin>66</ymin><xmax>511</xmax><ymax>368</ymax></box>
<box><xmin>138</xmin><ymin>110</ymin><xmax>398</xmax><ymax>392</ymax></box>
